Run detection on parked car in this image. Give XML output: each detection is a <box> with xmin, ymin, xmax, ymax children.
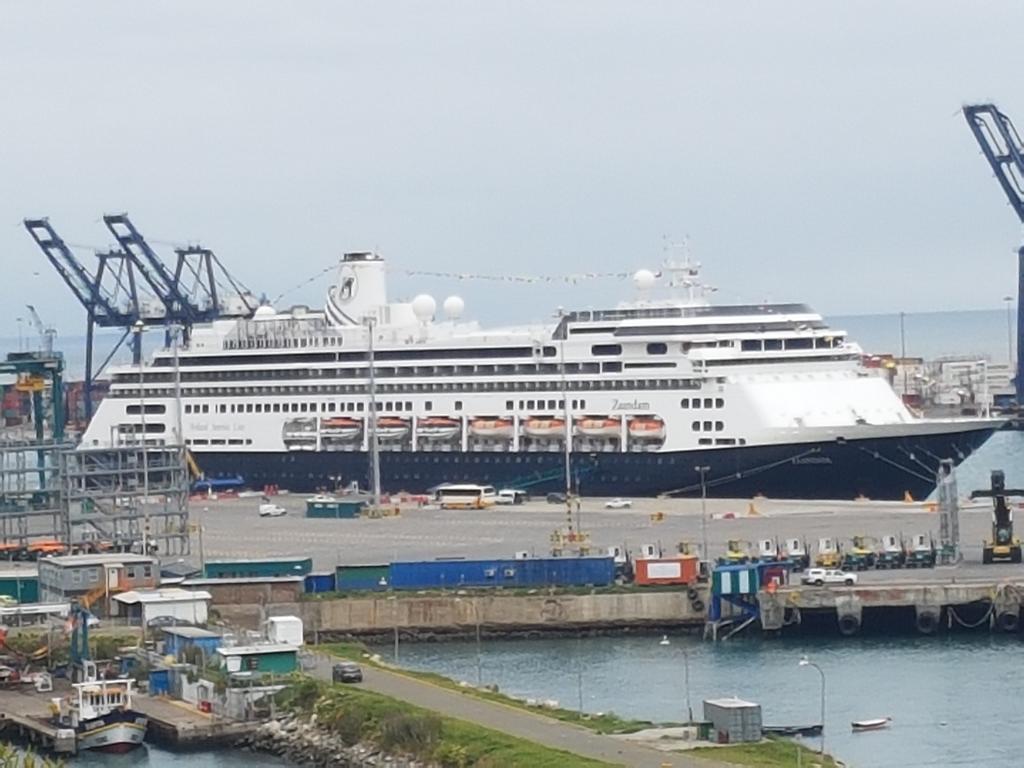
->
<box><xmin>546</xmin><ymin>492</ymin><xmax>567</xmax><ymax>504</ymax></box>
<box><xmin>495</xmin><ymin>489</ymin><xmax>528</xmax><ymax>505</ymax></box>
<box><xmin>604</xmin><ymin>498</ymin><xmax>633</xmax><ymax>509</ymax></box>
<box><xmin>332</xmin><ymin>662</ymin><xmax>363</xmax><ymax>684</ymax></box>
<box><xmin>801</xmin><ymin>568</ymin><xmax>858</xmax><ymax>587</ymax></box>
<box><xmin>259</xmin><ymin>503</ymin><xmax>287</xmax><ymax>517</ymax></box>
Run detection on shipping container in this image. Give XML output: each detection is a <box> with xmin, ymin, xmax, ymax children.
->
<box><xmin>0</xmin><ymin>566</ymin><xmax>39</xmax><ymax>603</ymax></box>
<box><xmin>305</xmin><ymin>498</ymin><xmax>365</xmax><ymax>519</ymax></box>
<box><xmin>203</xmin><ymin>557</ymin><xmax>313</xmax><ymax>579</ymax></box>
<box><xmin>634</xmin><ymin>556</ymin><xmax>699</xmax><ymax>586</ymax></box>
<box><xmin>336</xmin><ymin>564</ymin><xmax>390</xmax><ymax>591</ymax></box>
<box><xmin>303</xmin><ymin>572</ymin><xmax>337</xmax><ymax>594</ymax></box>
<box><xmin>388</xmin><ymin>556</ymin><xmax>615</xmax><ymax>590</ymax></box>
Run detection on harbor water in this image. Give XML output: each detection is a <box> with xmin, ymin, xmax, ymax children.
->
<box><xmin>390</xmin><ymin>633</ymin><xmax>1022</xmax><ymax>768</ymax></box>
<box><xmin>384</xmin><ymin>432</ymin><xmax>1024</xmax><ymax>768</ymax></box>
<box><xmin>56</xmin><ymin>744</ymin><xmax>288</xmax><ymax>767</ymax></box>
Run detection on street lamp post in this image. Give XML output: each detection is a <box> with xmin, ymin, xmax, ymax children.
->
<box><xmin>1004</xmin><ymin>296</ymin><xmax>1014</xmax><ymax>369</ymax></box>
<box><xmin>364</xmin><ymin>316</ymin><xmax>381</xmax><ymax>509</ymax></box>
<box><xmin>695</xmin><ymin>465</ymin><xmax>710</xmax><ymax>562</ymax></box>
<box><xmin>683</xmin><ymin>646</ymin><xmax>692</xmax><ymax>724</ymax></box>
<box><xmin>132</xmin><ymin>321</ymin><xmax>150</xmax><ymax>556</ymax></box>
<box><xmin>799</xmin><ymin>656</ymin><xmax>826</xmax><ymax>755</ymax></box>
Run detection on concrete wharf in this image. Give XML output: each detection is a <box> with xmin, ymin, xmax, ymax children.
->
<box><xmin>0</xmin><ymin>686</ymin><xmax>75</xmax><ymax>754</ymax></box>
<box><xmin>758</xmin><ymin>578</ymin><xmax>1024</xmax><ymax>636</ymax></box>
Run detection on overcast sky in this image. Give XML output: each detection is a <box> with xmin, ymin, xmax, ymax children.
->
<box><xmin>3</xmin><ymin>1</ymin><xmax>1024</xmax><ymax>340</ymax></box>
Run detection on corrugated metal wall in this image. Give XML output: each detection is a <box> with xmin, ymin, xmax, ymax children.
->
<box><xmin>388</xmin><ymin>557</ymin><xmax>615</xmax><ymax>590</ymax></box>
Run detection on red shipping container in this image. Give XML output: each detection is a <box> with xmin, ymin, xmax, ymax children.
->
<box><xmin>634</xmin><ymin>556</ymin><xmax>699</xmax><ymax>586</ymax></box>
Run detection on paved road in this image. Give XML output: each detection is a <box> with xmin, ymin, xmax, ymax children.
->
<box><xmin>309</xmin><ymin>652</ymin><xmax>729</xmax><ymax>768</ymax></box>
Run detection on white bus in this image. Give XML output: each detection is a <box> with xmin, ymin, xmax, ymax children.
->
<box><xmin>436</xmin><ymin>484</ymin><xmax>498</xmax><ymax>510</ymax></box>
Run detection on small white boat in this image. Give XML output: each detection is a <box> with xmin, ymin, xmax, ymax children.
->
<box><xmin>852</xmin><ymin>717</ymin><xmax>891</xmax><ymax>732</ymax></box>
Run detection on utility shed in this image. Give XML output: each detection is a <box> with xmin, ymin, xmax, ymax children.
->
<box><xmin>113</xmin><ymin>587</ymin><xmax>212</xmax><ymax>627</ymax></box>
<box><xmin>703</xmin><ymin>697</ymin><xmax>762</xmax><ymax>743</ymax></box>
<box><xmin>162</xmin><ymin>626</ymin><xmax>222</xmax><ymax>659</ymax></box>
<box><xmin>0</xmin><ymin>564</ymin><xmax>38</xmax><ymax>603</ymax></box>
<box><xmin>217</xmin><ymin>644</ymin><xmax>298</xmax><ymax>675</ymax></box>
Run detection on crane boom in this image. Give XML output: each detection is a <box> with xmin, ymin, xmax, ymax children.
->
<box><xmin>963</xmin><ymin>103</ymin><xmax>1024</xmax><ymax>404</ymax></box>
<box><xmin>23</xmin><ymin>218</ymin><xmax>123</xmax><ymax>322</ymax></box>
<box><xmin>103</xmin><ymin>213</ymin><xmax>203</xmax><ymax>322</ymax></box>
<box><xmin>963</xmin><ymin>104</ymin><xmax>1024</xmax><ymax>222</ymax></box>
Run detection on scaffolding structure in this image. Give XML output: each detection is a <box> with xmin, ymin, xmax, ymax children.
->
<box><xmin>0</xmin><ymin>439</ymin><xmax>189</xmax><ymax>556</ymax></box>
<box><xmin>62</xmin><ymin>444</ymin><xmax>190</xmax><ymax>557</ymax></box>
<box><xmin>0</xmin><ymin>439</ymin><xmax>71</xmax><ymax>544</ymax></box>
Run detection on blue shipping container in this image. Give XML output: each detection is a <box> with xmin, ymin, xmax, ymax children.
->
<box><xmin>304</xmin><ymin>572</ymin><xmax>337</xmax><ymax>594</ymax></box>
<box><xmin>388</xmin><ymin>557</ymin><xmax>615</xmax><ymax>590</ymax></box>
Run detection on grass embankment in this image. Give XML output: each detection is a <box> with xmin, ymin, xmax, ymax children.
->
<box><xmin>691</xmin><ymin>736</ymin><xmax>840</xmax><ymax>767</ymax></box>
<box><xmin>277</xmin><ymin>675</ymin><xmax>613</xmax><ymax>768</ymax></box>
<box><xmin>322</xmin><ymin>642</ymin><xmax>658</xmax><ymax>734</ymax></box>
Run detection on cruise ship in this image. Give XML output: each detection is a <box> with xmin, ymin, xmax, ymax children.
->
<box><xmin>81</xmin><ymin>252</ymin><xmax>999</xmax><ymax>500</ymax></box>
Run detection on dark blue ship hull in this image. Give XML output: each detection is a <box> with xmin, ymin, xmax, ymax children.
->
<box><xmin>196</xmin><ymin>426</ymin><xmax>995</xmax><ymax>501</ymax></box>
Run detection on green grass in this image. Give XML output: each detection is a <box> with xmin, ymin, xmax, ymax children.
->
<box><xmin>321</xmin><ymin>642</ymin><xmax>661</xmax><ymax>735</ymax></box>
<box><xmin>690</xmin><ymin>736</ymin><xmax>840</xmax><ymax>767</ymax></box>
<box><xmin>277</xmin><ymin>675</ymin><xmax>614</xmax><ymax>767</ymax></box>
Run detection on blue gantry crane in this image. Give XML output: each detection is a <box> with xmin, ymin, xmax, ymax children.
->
<box><xmin>24</xmin><ymin>214</ymin><xmax>257</xmax><ymax>420</ymax></box>
<box><xmin>963</xmin><ymin>104</ymin><xmax>1024</xmax><ymax>404</ymax></box>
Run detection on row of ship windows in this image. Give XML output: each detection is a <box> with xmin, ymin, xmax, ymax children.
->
<box><xmin>692</xmin><ymin>421</ymin><xmax>726</xmax><ymax>432</ymax></box>
<box><xmin>681</xmin><ymin>398</ymin><xmax>724</xmax><ymax>409</ymax></box>
<box><xmin>115</xmin><ymin>377</ymin><xmax>708</xmax><ymax>399</ymax></box>
<box><xmin>119</xmin><ymin>360</ymin><xmax>681</xmax><ymax>384</ymax></box>
<box><xmin>183</xmin><ymin>398</ymin><xmax>590</xmax><ymax>416</ymax></box>
<box><xmin>187</xmin><ymin>438</ymin><xmax>254</xmax><ymax>446</ymax></box>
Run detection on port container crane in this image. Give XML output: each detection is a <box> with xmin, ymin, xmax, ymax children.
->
<box><xmin>24</xmin><ymin>305</ymin><xmax>55</xmax><ymax>357</ymax></box>
<box><xmin>25</xmin><ymin>214</ymin><xmax>256</xmax><ymax>421</ymax></box>
<box><xmin>963</xmin><ymin>104</ymin><xmax>1024</xmax><ymax>404</ymax></box>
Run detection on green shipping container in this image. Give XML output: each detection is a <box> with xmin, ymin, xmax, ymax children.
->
<box><xmin>306</xmin><ymin>499</ymin><xmax>365</xmax><ymax>519</ymax></box>
<box><xmin>335</xmin><ymin>564</ymin><xmax>390</xmax><ymax>591</ymax></box>
<box><xmin>0</xmin><ymin>576</ymin><xmax>38</xmax><ymax>604</ymax></box>
<box><xmin>204</xmin><ymin>558</ymin><xmax>312</xmax><ymax>578</ymax></box>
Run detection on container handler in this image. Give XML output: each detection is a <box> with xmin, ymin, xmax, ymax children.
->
<box><xmin>841</xmin><ymin>535</ymin><xmax>877</xmax><ymax>571</ymax></box>
<box><xmin>904</xmin><ymin>534</ymin><xmax>937</xmax><ymax>568</ymax></box>
<box><xmin>782</xmin><ymin>538</ymin><xmax>811</xmax><ymax>572</ymax></box>
<box><xmin>875</xmin><ymin>534</ymin><xmax>906</xmax><ymax>569</ymax></box>
<box><xmin>814</xmin><ymin>537</ymin><xmax>841</xmax><ymax>568</ymax></box>
<box><xmin>972</xmin><ymin>470</ymin><xmax>1024</xmax><ymax>565</ymax></box>
<box><xmin>756</xmin><ymin>538</ymin><xmax>783</xmax><ymax>563</ymax></box>
<box><xmin>720</xmin><ymin>539</ymin><xmax>753</xmax><ymax>565</ymax></box>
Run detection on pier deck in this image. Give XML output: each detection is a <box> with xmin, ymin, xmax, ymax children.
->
<box><xmin>759</xmin><ymin>577</ymin><xmax>1024</xmax><ymax>635</ymax></box>
<box><xmin>0</xmin><ymin>685</ymin><xmax>75</xmax><ymax>754</ymax></box>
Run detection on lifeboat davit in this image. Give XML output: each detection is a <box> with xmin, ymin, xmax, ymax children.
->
<box><xmin>374</xmin><ymin>417</ymin><xmax>411</xmax><ymax>441</ymax></box>
<box><xmin>628</xmin><ymin>417</ymin><xmax>665</xmax><ymax>441</ymax></box>
<box><xmin>319</xmin><ymin>417</ymin><xmax>362</xmax><ymax>439</ymax></box>
<box><xmin>416</xmin><ymin>417</ymin><xmax>461</xmax><ymax>440</ymax></box>
<box><xmin>469</xmin><ymin>418</ymin><xmax>514</xmax><ymax>439</ymax></box>
<box><xmin>576</xmin><ymin>417</ymin><xmax>621</xmax><ymax>438</ymax></box>
<box><xmin>524</xmin><ymin>418</ymin><xmax>566</xmax><ymax>439</ymax></box>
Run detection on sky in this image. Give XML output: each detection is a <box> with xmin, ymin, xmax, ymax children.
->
<box><xmin>3</xmin><ymin>1</ymin><xmax>1024</xmax><ymax>341</ymax></box>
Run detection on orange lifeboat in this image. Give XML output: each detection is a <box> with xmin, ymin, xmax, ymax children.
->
<box><xmin>319</xmin><ymin>417</ymin><xmax>362</xmax><ymax>439</ymax></box>
<box><xmin>416</xmin><ymin>417</ymin><xmax>461</xmax><ymax>441</ymax></box>
<box><xmin>374</xmin><ymin>417</ymin><xmax>411</xmax><ymax>441</ymax></box>
<box><xmin>469</xmin><ymin>418</ymin><xmax>514</xmax><ymax>439</ymax></box>
<box><xmin>628</xmin><ymin>417</ymin><xmax>666</xmax><ymax>441</ymax></box>
<box><xmin>524</xmin><ymin>418</ymin><xmax>566</xmax><ymax>439</ymax></box>
<box><xmin>576</xmin><ymin>417</ymin><xmax>621</xmax><ymax>438</ymax></box>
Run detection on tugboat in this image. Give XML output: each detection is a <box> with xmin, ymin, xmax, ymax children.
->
<box><xmin>50</xmin><ymin>604</ymin><xmax>147</xmax><ymax>752</ymax></box>
<box><xmin>53</xmin><ymin>676</ymin><xmax>148</xmax><ymax>752</ymax></box>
